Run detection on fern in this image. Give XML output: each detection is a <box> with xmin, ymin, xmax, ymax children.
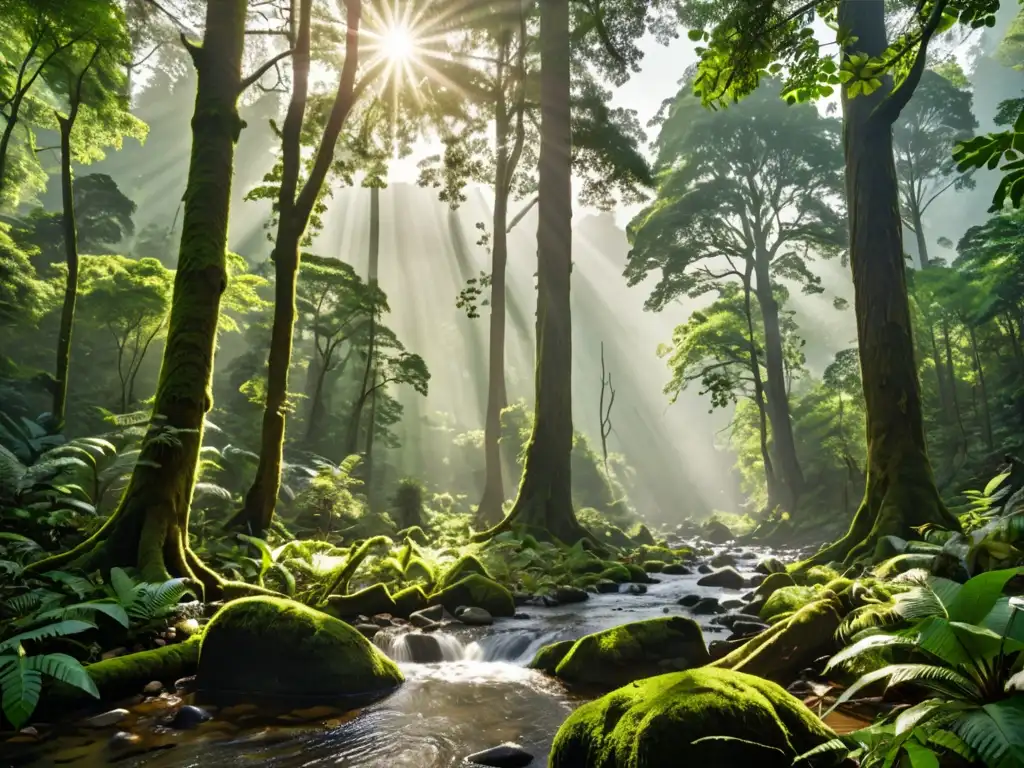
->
<box><xmin>0</xmin><ymin>650</ymin><xmax>99</xmax><ymax>727</ymax></box>
<box><xmin>0</xmin><ymin>619</ymin><xmax>96</xmax><ymax>654</ymax></box>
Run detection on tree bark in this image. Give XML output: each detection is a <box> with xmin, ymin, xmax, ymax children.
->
<box><xmin>968</xmin><ymin>325</ymin><xmax>993</xmax><ymax>451</ymax></box>
<box><xmin>476</xmin><ymin>0</ymin><xmax>586</xmax><ymax>544</ymax></box>
<box><xmin>742</xmin><ymin>275</ymin><xmax>780</xmax><ymax>512</ymax></box>
<box><xmin>806</xmin><ymin>0</ymin><xmax>959</xmax><ymax>565</ymax></box>
<box><xmin>753</xmin><ymin>255</ymin><xmax>804</xmax><ymax>511</ymax></box>
<box><xmin>346</xmin><ymin>184</ymin><xmax>380</xmax><ymax>457</ymax></box>
<box><xmin>26</xmin><ymin>0</ymin><xmax>251</xmax><ymax>593</ymax></box>
<box><xmin>362</xmin><ymin>185</ymin><xmax>381</xmax><ymax>489</ymax></box>
<box><xmin>238</xmin><ymin>0</ymin><xmax>363</xmax><ymax>534</ymax></box>
<box><xmin>911</xmin><ymin>206</ymin><xmax>929</xmax><ymax>268</ymax></box>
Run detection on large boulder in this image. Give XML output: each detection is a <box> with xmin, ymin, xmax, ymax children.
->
<box><xmin>549</xmin><ymin>667</ymin><xmax>840</xmax><ymax>768</ymax></box>
<box><xmin>753</xmin><ymin>572</ymin><xmax>796</xmax><ymax>601</ymax></box>
<box><xmin>546</xmin><ymin>617</ymin><xmax>710</xmax><ymax>691</ymax></box>
<box><xmin>529</xmin><ymin>640</ymin><xmax>576</xmax><ymax>674</ymax></box>
<box><xmin>197</xmin><ymin>597</ymin><xmax>403</xmax><ymax>704</ymax></box>
<box><xmin>428</xmin><ymin>573</ymin><xmax>516</xmax><ymax>617</ymax></box>
<box><xmin>696</xmin><ymin>567</ymin><xmax>746</xmax><ymax>590</ymax></box>
<box><xmin>702</xmin><ymin>520</ymin><xmax>733</xmax><ymax>543</ymax></box>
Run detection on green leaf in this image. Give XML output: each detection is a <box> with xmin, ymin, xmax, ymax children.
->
<box><xmin>35</xmin><ymin>601</ymin><xmax>130</xmax><ymax>628</ymax></box>
<box><xmin>948</xmin><ymin>568</ymin><xmax>1024</xmax><ymax>625</ymax></box>
<box><xmin>0</xmin><ymin>620</ymin><xmax>96</xmax><ymax>654</ymax></box>
<box><xmin>110</xmin><ymin>567</ymin><xmax>137</xmax><ymax>605</ymax></box>
<box><xmin>0</xmin><ymin>655</ymin><xmax>42</xmax><ymax>729</ymax></box>
<box><xmin>25</xmin><ymin>653</ymin><xmax>98</xmax><ymax>698</ymax></box>
<box><xmin>687</xmin><ymin>28</ymin><xmax>703</xmax><ymax>41</ymax></box>
<box><xmin>903</xmin><ymin>741</ymin><xmax>940</xmax><ymax>768</ymax></box>
<box><xmin>984</xmin><ymin>471</ymin><xmax>1011</xmax><ymax>497</ymax></box>
<box><xmin>953</xmin><ymin>698</ymin><xmax>1024</xmax><ymax>768</ymax></box>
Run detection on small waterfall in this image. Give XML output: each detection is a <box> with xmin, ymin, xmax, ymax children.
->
<box><xmin>374</xmin><ymin>629</ymin><xmax>467</xmax><ymax>663</ymax></box>
<box><xmin>465</xmin><ymin>630</ymin><xmax>573</xmax><ymax>664</ymax></box>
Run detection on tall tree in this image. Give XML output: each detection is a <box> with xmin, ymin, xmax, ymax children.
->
<box><xmin>894</xmin><ymin>65</ymin><xmax>977</xmax><ymax>268</ymax></box>
<box><xmin>27</xmin><ymin>0</ymin><xmax>287</xmax><ymax>591</ymax></box>
<box><xmin>685</xmin><ymin>0</ymin><xmax>988</xmax><ymax>563</ymax></box>
<box><xmin>626</xmin><ymin>81</ymin><xmax>845</xmax><ymax>512</ymax></box>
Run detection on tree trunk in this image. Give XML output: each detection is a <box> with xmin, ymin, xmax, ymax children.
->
<box><xmin>26</xmin><ymin>0</ymin><xmax>251</xmax><ymax>594</ymax></box>
<box><xmin>943</xmin><ymin>320</ymin><xmax>969</xmax><ymax>446</ymax></box>
<box><xmin>753</xmin><ymin>255</ymin><xmax>804</xmax><ymax>510</ymax></box>
<box><xmin>346</xmin><ymin>185</ymin><xmax>380</xmax><ymax>456</ymax></box>
<box><xmin>362</xmin><ymin>185</ymin><xmax>381</xmax><ymax>489</ymax></box>
<box><xmin>741</xmin><ymin>273</ymin><xmax>780</xmax><ymax>512</ymax></box>
<box><xmin>238</xmin><ymin>0</ymin><xmax>364</xmax><ymax>534</ymax></box>
<box><xmin>928</xmin><ymin>326</ymin><xmax>951</xmax><ymax>416</ymax></box>
<box><xmin>51</xmin><ymin>47</ymin><xmax>101</xmax><ymax>429</ymax></box>
<box><xmin>911</xmin><ymin>205</ymin><xmax>929</xmax><ymax>268</ymax></box>
<box><xmin>807</xmin><ymin>0</ymin><xmax>959</xmax><ymax>566</ymax></box>
<box><xmin>476</xmin><ymin>0</ymin><xmax>586</xmax><ymax>544</ymax></box>
<box><xmin>968</xmin><ymin>325</ymin><xmax>994</xmax><ymax>450</ymax></box>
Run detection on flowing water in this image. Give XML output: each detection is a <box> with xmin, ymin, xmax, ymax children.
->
<box><xmin>5</xmin><ymin>547</ymin><xmax>793</xmax><ymax>768</ymax></box>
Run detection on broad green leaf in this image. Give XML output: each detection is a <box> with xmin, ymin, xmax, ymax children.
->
<box><xmin>0</xmin><ymin>620</ymin><xmax>96</xmax><ymax>654</ymax></box>
<box><xmin>0</xmin><ymin>655</ymin><xmax>42</xmax><ymax>729</ymax></box>
<box><xmin>948</xmin><ymin>568</ymin><xmax>1024</xmax><ymax>625</ymax></box>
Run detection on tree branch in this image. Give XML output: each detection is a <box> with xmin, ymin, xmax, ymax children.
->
<box><xmin>240</xmin><ymin>49</ymin><xmax>294</xmax><ymax>93</ymax></box>
<box><xmin>875</xmin><ymin>0</ymin><xmax>950</xmax><ymax>125</ymax></box>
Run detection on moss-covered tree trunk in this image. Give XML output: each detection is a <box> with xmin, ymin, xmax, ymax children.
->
<box><xmin>26</xmin><ymin>0</ymin><xmax>250</xmax><ymax>591</ymax></box>
<box><xmin>362</xmin><ymin>185</ymin><xmax>381</xmax><ymax>489</ymax></box>
<box><xmin>753</xmin><ymin>255</ymin><xmax>803</xmax><ymax>511</ymax></box>
<box><xmin>806</xmin><ymin>0</ymin><xmax>960</xmax><ymax>566</ymax></box>
<box><xmin>346</xmin><ymin>185</ymin><xmax>380</xmax><ymax>458</ymax></box>
<box><xmin>239</xmin><ymin>0</ymin><xmax>362</xmax><ymax>534</ymax></box>
<box><xmin>477</xmin><ymin>0</ymin><xmax>587</xmax><ymax>545</ymax></box>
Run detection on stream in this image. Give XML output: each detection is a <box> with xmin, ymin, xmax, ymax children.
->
<box><xmin>5</xmin><ymin>546</ymin><xmax>795</xmax><ymax>768</ymax></box>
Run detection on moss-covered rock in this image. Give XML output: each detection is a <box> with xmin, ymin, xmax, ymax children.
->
<box><xmin>874</xmin><ymin>553</ymin><xmax>936</xmax><ymax>579</ymax></box>
<box><xmin>598</xmin><ymin>563</ymin><xmax>632</xmax><ymax>584</ymax></box>
<box><xmin>696</xmin><ymin>566</ymin><xmax>745</xmax><ymax>590</ymax></box>
<box><xmin>326</xmin><ymin>583</ymin><xmax>397</xmax><ymax>618</ymax></box>
<box><xmin>428</xmin><ymin>573</ymin><xmax>515</xmax><ymax>617</ymax></box>
<box><xmin>661</xmin><ymin>563</ymin><xmax>691</xmax><ymax>575</ymax></box>
<box><xmin>436</xmin><ymin>555</ymin><xmax>491</xmax><ymax>591</ymax></box>
<box><xmin>711</xmin><ymin>599</ymin><xmax>843</xmax><ymax>684</ymax></box>
<box><xmin>392</xmin><ymin>585</ymin><xmax>429</xmax><ymax>617</ymax></box>
<box><xmin>754</xmin><ymin>571</ymin><xmax>796</xmax><ymax>601</ymax></box>
<box><xmin>702</xmin><ymin>520</ymin><xmax>733</xmax><ymax>544</ymax></box>
<box><xmin>636</xmin><ymin>545</ymin><xmax>676</xmax><ymax>563</ymax></box>
<box><xmin>197</xmin><ymin>597</ymin><xmax>403</xmax><ymax>704</ymax></box>
<box><xmin>629</xmin><ymin>523</ymin><xmax>656</xmax><ymax>546</ymax></box>
<box><xmin>549</xmin><ymin>667</ymin><xmax>838</xmax><ymax>768</ymax></box>
<box><xmin>551</xmin><ymin>617</ymin><xmax>710</xmax><ymax>691</ymax></box>
<box><xmin>529</xmin><ymin>640</ymin><xmax>577</xmax><ymax>674</ymax></box>
<box><xmin>756</xmin><ymin>556</ymin><xmax>787</xmax><ymax>575</ymax></box>
<box><xmin>625</xmin><ymin>563</ymin><xmax>650</xmax><ymax>583</ymax></box>
<box><xmin>570</xmin><ymin>556</ymin><xmax>607</xmax><ymax>574</ymax></box>
<box><xmin>642</xmin><ymin>560</ymin><xmax>665</xmax><ymax>573</ymax></box>
<box><xmin>398</xmin><ymin>526</ymin><xmax>430</xmax><ymax>545</ymax></box>
<box><xmin>802</xmin><ymin>565</ymin><xmax>840</xmax><ymax>586</ymax></box>
<box><xmin>759</xmin><ymin>585</ymin><xmax>820</xmax><ymax>622</ymax></box>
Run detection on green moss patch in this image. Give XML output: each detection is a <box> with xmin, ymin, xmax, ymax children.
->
<box><xmin>759</xmin><ymin>585</ymin><xmax>820</xmax><ymax>622</ymax></box>
<box><xmin>529</xmin><ymin>640</ymin><xmax>577</xmax><ymax>674</ymax></box>
<box><xmin>436</xmin><ymin>554</ymin><xmax>491</xmax><ymax>591</ymax></box>
<box><xmin>549</xmin><ymin>667</ymin><xmax>838</xmax><ymax>767</ymax></box>
<box><xmin>326</xmin><ymin>583</ymin><xmax>397</xmax><ymax>617</ymax></box>
<box><xmin>428</xmin><ymin>573</ymin><xmax>515</xmax><ymax>617</ymax></box>
<box><xmin>392</xmin><ymin>585</ymin><xmax>429</xmax><ymax>617</ymax></box>
<box><xmin>754</xmin><ymin>572</ymin><xmax>796</xmax><ymax>601</ymax></box>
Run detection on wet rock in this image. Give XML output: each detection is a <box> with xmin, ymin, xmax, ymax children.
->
<box><xmin>109</xmin><ymin>730</ymin><xmax>140</xmax><ymax>748</ymax></box>
<box><xmin>707</xmin><ymin>638</ymin><xmax>746</xmax><ymax>661</ymax></box>
<box><xmin>429</xmin><ymin>574</ymin><xmax>516</xmax><ymax>617</ymax></box>
<box><xmin>153</xmin><ymin>638</ymin><xmax>167</xmax><ymax>647</ymax></box>
<box><xmin>595</xmin><ymin>579</ymin><xmax>620</xmax><ymax>594</ymax></box>
<box><xmin>677</xmin><ymin>594</ymin><xmax>701</xmax><ymax>607</ymax></box>
<box><xmin>144</xmin><ymin>680</ymin><xmax>163</xmax><ymax>694</ymax></box>
<box><xmin>786</xmin><ymin>679</ymin><xmax>814</xmax><ymax>697</ymax></box>
<box><xmin>355</xmin><ymin>623</ymin><xmax>381</xmax><ymax>638</ymax></box>
<box><xmin>529</xmin><ymin>640</ymin><xmax>577</xmax><ymax>674</ymax></box>
<box><xmin>403</xmin><ymin>633</ymin><xmax>446</xmax><ymax>663</ymax></box>
<box><xmin>170</xmin><ymin>704</ymin><xmax>212</xmax><ymax>730</ymax></box>
<box><xmin>710</xmin><ymin>553</ymin><xmax>737</xmax><ymax>568</ymax></box>
<box><xmin>741</xmin><ymin>598</ymin><xmax>766</xmax><ymax>616</ymax></box>
<box><xmin>174</xmin><ymin>676</ymin><xmax>196</xmax><ymax>693</ymax></box>
<box><xmin>619</xmin><ymin>583</ymin><xmax>647</xmax><ymax>595</ymax></box>
<box><xmin>696</xmin><ymin>567</ymin><xmax>745</xmax><ymax>590</ymax></box>
<box><xmin>466</xmin><ymin>743</ymin><xmax>535</xmax><ymax>767</ymax></box>
<box><xmin>691</xmin><ymin>598</ymin><xmax>724</xmax><ymax>615</ymax></box>
<box><xmin>83</xmin><ymin>708</ymin><xmax>130</xmax><ymax>728</ymax></box>
<box><xmin>738</xmin><ymin>551</ymin><xmax>757</xmax><ymax>559</ymax></box>
<box><xmin>754</xmin><ymin>572</ymin><xmax>796</xmax><ymax>601</ymax></box>
<box><xmin>731</xmin><ymin>620</ymin><xmax>769</xmax><ymax>637</ymax></box>
<box><xmin>755</xmin><ymin>557</ymin><xmax>787</xmax><ymax>575</ymax></box>
<box><xmin>409</xmin><ymin>604</ymin><xmax>448</xmax><ymax>627</ymax></box>
<box><xmin>548</xmin><ymin>617</ymin><xmax>710</xmax><ymax>691</ymax></box>
<box><xmin>18</xmin><ymin>726</ymin><xmax>38</xmax><ymax>737</ymax></box>
<box><xmin>745</xmin><ymin>574</ymin><xmax>766</xmax><ymax>587</ymax></box>
<box><xmin>721</xmin><ymin>599</ymin><xmax>745</xmax><ymax>610</ymax></box>
<box><xmin>555</xmin><ymin>586</ymin><xmax>589</xmax><ymax>604</ymax></box>
<box><xmin>549</xmin><ymin>667</ymin><xmax>836</xmax><ymax>766</ymax></box>
<box><xmin>702</xmin><ymin>520</ymin><xmax>733</xmax><ymax>544</ymax></box>
<box><xmin>513</xmin><ymin>592</ymin><xmax>532</xmax><ymax>606</ymax></box>
<box><xmin>515</xmin><ymin>612</ymin><xmax>531</xmax><ymax>620</ymax></box>
<box><xmin>101</xmin><ymin>647</ymin><xmax>127</xmax><ymax>661</ymax></box>
<box><xmin>660</xmin><ymin>563</ymin><xmax>691</xmax><ymax>575</ymax></box>
<box><xmin>697</xmin><ymin>564</ymin><xmax>713</xmax><ymax>574</ymax></box>
<box><xmin>456</xmin><ymin>606</ymin><xmax>494</xmax><ymax>626</ymax></box>
<box><xmin>525</xmin><ymin>594</ymin><xmax>560</xmax><ymax>607</ymax></box>
<box><xmin>372</xmin><ymin>614</ymin><xmax>394</xmax><ymax>627</ymax></box>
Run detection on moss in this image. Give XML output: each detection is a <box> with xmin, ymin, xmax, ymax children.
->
<box><xmin>759</xmin><ymin>585</ymin><xmax>820</xmax><ymax>621</ymax></box>
<box><xmin>712</xmin><ymin>599</ymin><xmax>843</xmax><ymax>684</ymax></box>
<box><xmin>629</xmin><ymin>523</ymin><xmax>656</xmax><ymax>546</ymax></box>
<box><xmin>429</xmin><ymin>573</ymin><xmax>515</xmax><ymax>617</ymax></box>
<box><xmin>198</xmin><ymin>597</ymin><xmax>402</xmax><ymax>703</ymax></box>
<box><xmin>570</xmin><ymin>556</ymin><xmax>607</xmax><ymax>574</ymax></box>
<box><xmin>662</xmin><ymin>563</ymin><xmax>690</xmax><ymax>575</ymax></box>
<box><xmin>753</xmin><ymin>572</ymin><xmax>796</xmax><ymax>601</ymax></box>
<box><xmin>520</xmin><ymin>534</ymin><xmax>540</xmax><ymax>550</ymax></box>
<box><xmin>598</xmin><ymin>563</ymin><xmax>632</xmax><ymax>584</ymax></box>
<box><xmin>553</xmin><ymin>617</ymin><xmax>710</xmax><ymax>691</ymax></box>
<box><xmin>404</xmin><ymin>556</ymin><xmax>435</xmax><ymax>585</ymax></box>
<box><xmin>636</xmin><ymin>545</ymin><xmax>676</xmax><ymax>563</ymax></box>
<box><xmin>52</xmin><ymin>636</ymin><xmax>202</xmax><ymax>705</ymax></box>
<box><xmin>549</xmin><ymin>667</ymin><xmax>838</xmax><ymax>768</ymax></box>
<box><xmin>326</xmin><ymin>583</ymin><xmax>397</xmax><ymax>617</ymax></box>
<box><xmin>436</xmin><ymin>554</ymin><xmax>491</xmax><ymax>590</ymax></box>
<box><xmin>642</xmin><ymin>560</ymin><xmax>665</xmax><ymax>573</ymax></box>
<box><xmin>392</xmin><ymin>585</ymin><xmax>429</xmax><ymax>617</ymax></box>
<box><xmin>399</xmin><ymin>526</ymin><xmax>429</xmax><ymax>545</ymax></box>
<box><xmin>801</xmin><ymin>565</ymin><xmax>840</xmax><ymax>586</ymax></box>
<box><xmin>625</xmin><ymin>563</ymin><xmax>649</xmax><ymax>583</ymax></box>
<box><xmin>529</xmin><ymin>639</ymin><xmax>576</xmax><ymax>674</ymax></box>
<box><xmin>873</xmin><ymin>553</ymin><xmax>935</xmax><ymax>579</ymax></box>
<box><xmin>574</xmin><ymin>573</ymin><xmax>603</xmax><ymax>589</ymax></box>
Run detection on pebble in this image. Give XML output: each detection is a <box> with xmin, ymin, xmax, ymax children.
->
<box><xmin>170</xmin><ymin>705</ymin><xmax>212</xmax><ymax>730</ymax></box>
<box><xmin>143</xmin><ymin>680</ymin><xmax>163</xmax><ymax>694</ymax></box>
<box><xmin>465</xmin><ymin>743</ymin><xmax>534</xmax><ymax>767</ymax></box>
<box><xmin>18</xmin><ymin>726</ymin><xmax>38</xmax><ymax>737</ymax></box>
<box><xmin>109</xmin><ymin>730</ymin><xmax>141</xmax><ymax>748</ymax></box>
<box><xmin>82</xmin><ymin>708</ymin><xmax>130</xmax><ymax>728</ymax></box>
<box><xmin>457</xmin><ymin>607</ymin><xmax>494</xmax><ymax>626</ymax></box>
<box><xmin>153</xmin><ymin>638</ymin><xmax>166</xmax><ymax>647</ymax></box>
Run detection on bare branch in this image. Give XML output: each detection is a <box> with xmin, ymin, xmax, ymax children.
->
<box><xmin>240</xmin><ymin>49</ymin><xmax>294</xmax><ymax>93</ymax></box>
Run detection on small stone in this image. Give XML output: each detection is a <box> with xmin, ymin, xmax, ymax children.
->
<box><xmin>465</xmin><ymin>742</ymin><xmax>534</xmax><ymax>767</ymax></box>
<box><xmin>143</xmin><ymin>680</ymin><xmax>163</xmax><ymax>694</ymax></box>
<box><xmin>372</xmin><ymin>613</ymin><xmax>394</xmax><ymax>627</ymax></box>
<box><xmin>83</xmin><ymin>708</ymin><xmax>130</xmax><ymax>728</ymax></box>
<box><xmin>618</xmin><ymin>583</ymin><xmax>647</xmax><ymax>595</ymax></box>
<box><xmin>101</xmin><ymin>647</ymin><xmax>127</xmax><ymax>661</ymax></box>
<box><xmin>661</xmin><ymin>563</ymin><xmax>691</xmax><ymax>575</ymax></box>
<box><xmin>153</xmin><ymin>638</ymin><xmax>167</xmax><ymax>647</ymax></box>
<box><xmin>554</xmin><ymin>586</ymin><xmax>589</xmax><ymax>604</ymax></box>
<box><xmin>170</xmin><ymin>705</ymin><xmax>212</xmax><ymax>730</ymax></box>
<box><xmin>404</xmin><ymin>633</ymin><xmax>445</xmax><ymax>663</ymax></box>
<box><xmin>678</xmin><ymin>594</ymin><xmax>701</xmax><ymax>607</ymax></box>
<box><xmin>691</xmin><ymin>597</ymin><xmax>724</xmax><ymax>615</ymax></box>
<box><xmin>730</xmin><ymin>620</ymin><xmax>769</xmax><ymax>638</ymax></box>
<box><xmin>721</xmin><ymin>599</ymin><xmax>745</xmax><ymax>610</ymax></box>
<box><xmin>595</xmin><ymin>579</ymin><xmax>619</xmax><ymax>594</ymax></box>
<box><xmin>457</xmin><ymin>607</ymin><xmax>494</xmax><ymax>626</ymax></box>
<box><xmin>18</xmin><ymin>726</ymin><xmax>38</xmax><ymax>737</ymax></box>
<box><xmin>696</xmin><ymin>566</ymin><xmax>746</xmax><ymax>590</ymax></box>
<box><xmin>174</xmin><ymin>676</ymin><xmax>196</xmax><ymax>692</ymax></box>
<box><xmin>697</xmin><ymin>564</ymin><xmax>713</xmax><ymax>574</ymax></box>
<box><xmin>710</xmin><ymin>553</ymin><xmax>737</xmax><ymax>568</ymax></box>
<box><xmin>354</xmin><ymin>623</ymin><xmax>380</xmax><ymax>638</ymax></box>
<box><xmin>746</xmin><ymin>574</ymin><xmax>766</xmax><ymax>587</ymax></box>
<box><xmin>409</xmin><ymin>604</ymin><xmax>447</xmax><ymax>627</ymax></box>
<box><xmin>109</xmin><ymin>730</ymin><xmax>141</xmax><ymax>748</ymax></box>
<box><xmin>514</xmin><ymin>613</ymin><xmax>531</xmax><ymax>620</ymax></box>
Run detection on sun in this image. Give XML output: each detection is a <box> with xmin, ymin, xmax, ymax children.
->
<box><xmin>380</xmin><ymin>25</ymin><xmax>416</xmax><ymax>61</ymax></box>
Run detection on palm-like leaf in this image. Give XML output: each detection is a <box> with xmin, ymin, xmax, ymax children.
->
<box><xmin>34</xmin><ymin>601</ymin><xmax>130</xmax><ymax>628</ymax></box>
<box><xmin>829</xmin><ymin>664</ymin><xmax>982</xmax><ymax>714</ymax></box>
<box><xmin>953</xmin><ymin>699</ymin><xmax>1024</xmax><ymax>768</ymax></box>
<box><xmin>0</xmin><ymin>654</ymin><xmax>42</xmax><ymax>729</ymax></box>
<box><xmin>26</xmin><ymin>653</ymin><xmax>98</xmax><ymax>697</ymax></box>
<box><xmin>0</xmin><ymin>620</ymin><xmax>96</xmax><ymax>653</ymax></box>
<box><xmin>825</xmin><ymin>631</ymin><xmax>917</xmax><ymax>672</ymax></box>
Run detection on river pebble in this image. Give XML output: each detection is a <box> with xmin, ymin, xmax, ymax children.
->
<box><xmin>465</xmin><ymin>743</ymin><xmax>534</xmax><ymax>767</ymax></box>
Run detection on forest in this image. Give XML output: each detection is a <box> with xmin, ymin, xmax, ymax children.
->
<box><xmin>1</xmin><ymin>0</ymin><xmax>1024</xmax><ymax>766</ymax></box>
